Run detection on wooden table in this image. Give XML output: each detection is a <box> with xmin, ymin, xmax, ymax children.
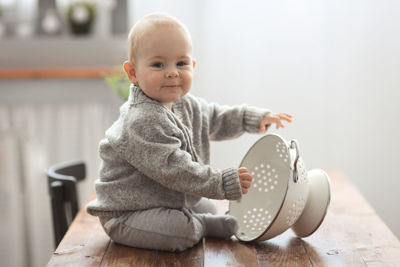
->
<box><xmin>47</xmin><ymin>171</ymin><xmax>400</xmax><ymax>266</ymax></box>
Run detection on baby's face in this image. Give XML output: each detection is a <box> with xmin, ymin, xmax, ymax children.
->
<box><xmin>131</xmin><ymin>25</ymin><xmax>194</xmax><ymax>109</ymax></box>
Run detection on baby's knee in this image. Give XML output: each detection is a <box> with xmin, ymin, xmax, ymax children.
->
<box><xmin>192</xmin><ymin>198</ymin><xmax>218</xmax><ymax>215</ymax></box>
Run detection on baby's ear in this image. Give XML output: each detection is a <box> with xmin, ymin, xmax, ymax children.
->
<box><xmin>123</xmin><ymin>61</ymin><xmax>137</xmax><ymax>84</ymax></box>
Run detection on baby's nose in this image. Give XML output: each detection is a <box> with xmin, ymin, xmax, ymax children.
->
<box><xmin>165</xmin><ymin>68</ymin><xmax>179</xmax><ymax>78</ymax></box>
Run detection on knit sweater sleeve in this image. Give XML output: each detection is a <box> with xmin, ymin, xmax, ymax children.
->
<box><xmin>194</xmin><ymin>96</ymin><xmax>271</xmax><ymax>141</ymax></box>
<box><xmin>109</xmin><ymin>105</ymin><xmax>242</xmax><ymax>200</ymax></box>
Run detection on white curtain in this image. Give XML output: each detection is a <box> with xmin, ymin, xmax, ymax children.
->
<box><xmin>0</xmin><ymin>101</ymin><xmax>117</xmax><ymax>267</ymax></box>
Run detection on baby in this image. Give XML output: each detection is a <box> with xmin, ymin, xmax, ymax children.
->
<box><xmin>86</xmin><ymin>12</ymin><xmax>292</xmax><ymax>252</ymax></box>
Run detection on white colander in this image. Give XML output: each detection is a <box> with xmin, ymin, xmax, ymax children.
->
<box><xmin>229</xmin><ymin>134</ymin><xmax>331</xmax><ymax>242</ymax></box>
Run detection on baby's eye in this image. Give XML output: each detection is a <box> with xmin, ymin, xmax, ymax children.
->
<box><xmin>177</xmin><ymin>61</ymin><xmax>188</xmax><ymax>67</ymax></box>
<box><xmin>151</xmin><ymin>62</ymin><xmax>164</xmax><ymax>68</ymax></box>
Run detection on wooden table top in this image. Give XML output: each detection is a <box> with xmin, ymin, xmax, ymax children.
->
<box><xmin>47</xmin><ymin>170</ymin><xmax>400</xmax><ymax>266</ymax></box>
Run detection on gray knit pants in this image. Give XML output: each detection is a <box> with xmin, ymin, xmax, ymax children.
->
<box><xmin>98</xmin><ymin>198</ymin><xmax>218</xmax><ymax>252</ymax></box>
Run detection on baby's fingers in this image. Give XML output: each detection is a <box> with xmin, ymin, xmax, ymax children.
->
<box><xmin>275</xmin><ymin>120</ymin><xmax>284</xmax><ymax>129</ymax></box>
<box><xmin>240</xmin><ymin>172</ymin><xmax>252</xmax><ymax>182</ymax></box>
<box><xmin>273</xmin><ymin>113</ymin><xmax>293</xmax><ymax>129</ymax></box>
<box><xmin>241</xmin><ymin>181</ymin><xmax>251</xmax><ymax>194</ymax></box>
<box><xmin>241</xmin><ymin>180</ymin><xmax>251</xmax><ymax>188</ymax></box>
<box><xmin>238</xmin><ymin>167</ymin><xmax>249</xmax><ymax>174</ymax></box>
<box><xmin>279</xmin><ymin>113</ymin><xmax>293</xmax><ymax>122</ymax></box>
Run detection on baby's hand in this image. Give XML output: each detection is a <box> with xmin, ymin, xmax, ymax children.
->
<box><xmin>238</xmin><ymin>167</ymin><xmax>252</xmax><ymax>194</ymax></box>
<box><xmin>260</xmin><ymin>112</ymin><xmax>292</xmax><ymax>132</ymax></box>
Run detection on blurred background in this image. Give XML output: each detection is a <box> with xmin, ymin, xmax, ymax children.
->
<box><xmin>1</xmin><ymin>0</ymin><xmax>399</xmax><ymax>266</ymax></box>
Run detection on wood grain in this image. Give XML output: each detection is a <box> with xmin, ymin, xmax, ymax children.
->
<box><xmin>204</xmin><ymin>237</ymin><xmax>258</xmax><ymax>267</ymax></box>
<box><xmin>154</xmin><ymin>242</ymin><xmax>204</xmax><ymax>267</ymax></box>
<box><xmin>254</xmin><ymin>231</ymin><xmax>312</xmax><ymax>267</ymax></box>
<box><xmin>99</xmin><ymin>242</ymin><xmax>157</xmax><ymax>267</ymax></box>
<box><xmin>47</xmin><ymin>192</ymin><xmax>110</xmax><ymax>267</ymax></box>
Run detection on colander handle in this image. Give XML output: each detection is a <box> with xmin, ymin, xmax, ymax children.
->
<box><xmin>290</xmin><ymin>139</ymin><xmax>300</xmax><ymax>183</ymax></box>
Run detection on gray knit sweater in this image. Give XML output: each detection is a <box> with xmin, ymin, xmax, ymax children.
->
<box><xmin>86</xmin><ymin>85</ymin><xmax>270</xmax><ymax>217</ymax></box>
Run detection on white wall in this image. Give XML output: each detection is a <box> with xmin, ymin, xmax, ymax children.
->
<box><xmin>130</xmin><ymin>0</ymin><xmax>400</xmax><ymax>238</ymax></box>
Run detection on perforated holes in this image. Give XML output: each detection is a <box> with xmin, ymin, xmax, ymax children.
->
<box><xmin>242</xmin><ymin>208</ymin><xmax>272</xmax><ymax>232</ymax></box>
<box><xmin>286</xmin><ymin>197</ymin><xmax>306</xmax><ymax>226</ymax></box>
<box><xmin>300</xmin><ymin>159</ymin><xmax>308</xmax><ymax>181</ymax></box>
<box><xmin>296</xmin><ymin>158</ymin><xmax>308</xmax><ymax>182</ymax></box>
<box><xmin>276</xmin><ymin>142</ymin><xmax>290</xmax><ymax>163</ymax></box>
<box><xmin>250</xmin><ymin>163</ymin><xmax>279</xmax><ymax>193</ymax></box>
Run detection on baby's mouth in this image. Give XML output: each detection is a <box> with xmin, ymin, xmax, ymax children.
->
<box><xmin>162</xmin><ymin>85</ymin><xmax>181</xmax><ymax>88</ymax></box>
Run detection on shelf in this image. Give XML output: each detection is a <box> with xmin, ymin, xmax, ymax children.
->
<box><xmin>0</xmin><ymin>67</ymin><xmax>122</xmax><ymax>79</ymax></box>
<box><xmin>0</xmin><ymin>36</ymin><xmax>128</xmax><ymax>70</ymax></box>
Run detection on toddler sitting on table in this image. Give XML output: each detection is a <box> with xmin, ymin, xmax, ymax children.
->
<box><xmin>86</xmin><ymin>12</ymin><xmax>292</xmax><ymax>252</ymax></box>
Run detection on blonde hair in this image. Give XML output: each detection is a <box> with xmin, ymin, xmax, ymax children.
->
<box><xmin>127</xmin><ymin>13</ymin><xmax>192</xmax><ymax>63</ymax></box>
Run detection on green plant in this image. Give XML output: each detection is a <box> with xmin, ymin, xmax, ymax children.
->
<box><xmin>103</xmin><ymin>65</ymin><xmax>131</xmax><ymax>100</ymax></box>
